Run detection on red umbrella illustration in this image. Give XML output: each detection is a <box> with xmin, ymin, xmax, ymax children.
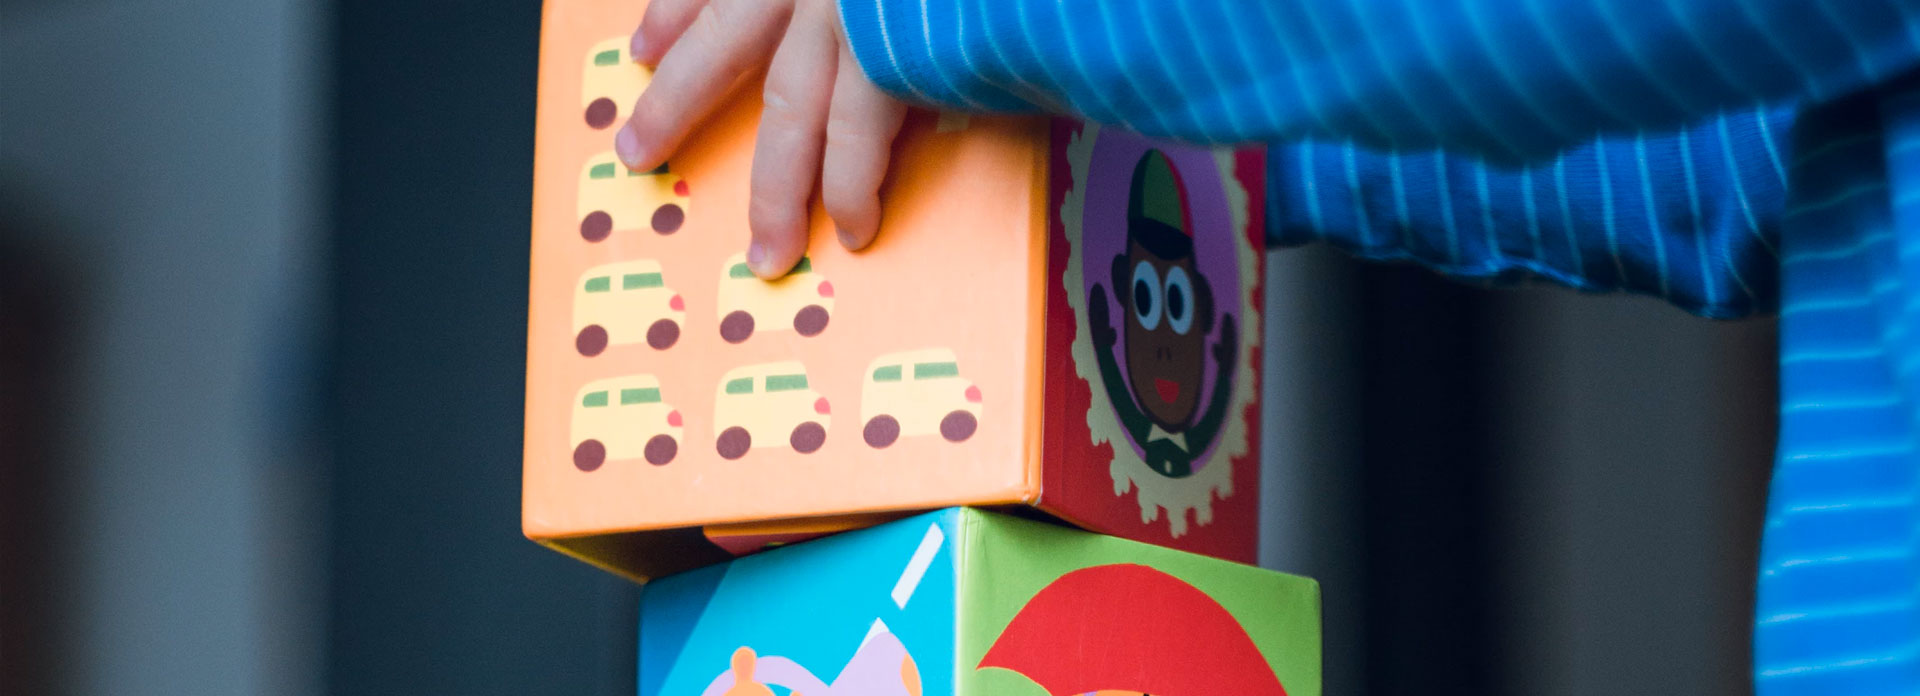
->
<box><xmin>978</xmin><ymin>564</ymin><xmax>1288</xmax><ymax>696</ymax></box>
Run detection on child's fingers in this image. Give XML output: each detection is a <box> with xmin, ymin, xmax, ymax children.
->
<box><xmin>616</xmin><ymin>0</ymin><xmax>792</xmax><ymax>172</ymax></box>
<box><xmin>745</xmin><ymin>0</ymin><xmax>839</xmax><ymax>279</ymax></box>
<box><xmin>631</xmin><ymin>0</ymin><xmax>706</xmax><ymax>65</ymax></box>
<box><xmin>821</xmin><ymin>46</ymin><xmax>907</xmax><ymax>252</ymax></box>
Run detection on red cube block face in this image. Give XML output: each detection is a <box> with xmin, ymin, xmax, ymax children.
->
<box><xmin>1039</xmin><ymin>122</ymin><xmax>1266</xmax><ymax>564</ymax></box>
<box><xmin>526</xmin><ymin>0</ymin><xmax>1263</xmax><ymax>581</ymax></box>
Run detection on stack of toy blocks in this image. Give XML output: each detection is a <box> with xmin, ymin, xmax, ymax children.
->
<box><xmin>527</xmin><ymin>2</ymin><xmax>1322</xmax><ymax>694</ymax></box>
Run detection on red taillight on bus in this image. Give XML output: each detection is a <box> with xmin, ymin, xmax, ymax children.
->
<box><xmin>965</xmin><ymin>385</ymin><xmax>982</xmax><ymax>403</ymax></box>
<box><xmin>814</xmin><ymin>397</ymin><xmax>831</xmax><ymax>415</ymax></box>
<box><xmin>817</xmin><ymin>280</ymin><xmax>834</xmax><ymax>298</ymax></box>
<box><xmin>667</xmin><ymin>410</ymin><xmax>683</xmax><ymax>428</ymax></box>
<box><xmin>673</xmin><ymin>180</ymin><xmax>689</xmax><ymax>197</ymax></box>
<box><xmin>669</xmin><ymin>294</ymin><xmax>685</xmax><ymax>311</ymax></box>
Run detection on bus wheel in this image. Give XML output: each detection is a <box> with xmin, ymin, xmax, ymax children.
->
<box><xmin>575</xmin><ymin>325</ymin><xmax>609</xmax><ymax>356</ymax></box>
<box><xmin>940</xmin><ymin>411</ymin><xmax>978</xmax><ymax>442</ymax></box>
<box><xmin>646</xmin><ymin>319</ymin><xmax>680</xmax><ymax>350</ymax></box>
<box><xmin>790</xmin><ymin>422</ymin><xmax>826</xmax><ymax>454</ymax></box>
<box><xmin>580</xmin><ymin>211</ymin><xmax>613</xmax><ymax>242</ymax></box>
<box><xmin>573</xmin><ymin>439</ymin><xmax>606</xmax><ymax>472</ymax></box>
<box><xmin>650</xmin><ymin>203</ymin><xmax>684</xmax><ymax>234</ymax></box>
<box><xmin>793</xmin><ymin>305</ymin><xmax>830</xmax><ymax>337</ymax></box>
<box><xmin>716</xmin><ymin>426</ymin><xmax>751</xmax><ymax>460</ymax></box>
<box><xmin>584</xmin><ymin>98</ymin><xmax>617</xmax><ymax>129</ymax></box>
<box><xmin>863</xmin><ymin>416</ymin><xmax>899</xmax><ymax>448</ymax></box>
<box><xmin>644</xmin><ymin>434</ymin><xmax>677</xmax><ymax>466</ymax></box>
<box><xmin>720</xmin><ymin>311</ymin><xmax>754</xmax><ymax>344</ymax></box>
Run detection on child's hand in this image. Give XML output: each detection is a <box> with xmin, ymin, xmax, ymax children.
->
<box><xmin>617</xmin><ymin>0</ymin><xmax>908</xmax><ymax>279</ymax></box>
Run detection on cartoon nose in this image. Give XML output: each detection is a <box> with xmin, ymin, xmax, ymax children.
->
<box><xmin>667</xmin><ymin>409</ymin><xmax>682</xmax><ymax>427</ymax></box>
<box><xmin>817</xmin><ymin>280</ymin><xmax>834</xmax><ymax>298</ymax></box>
<box><xmin>672</xmin><ymin>180</ymin><xmax>690</xmax><ymax>197</ymax></box>
<box><xmin>814</xmin><ymin>397</ymin><xmax>831</xmax><ymax>415</ymax></box>
<box><xmin>965</xmin><ymin>385</ymin><xmax>982</xmax><ymax>403</ymax></box>
<box><xmin>669</xmin><ymin>294</ymin><xmax>685</xmax><ymax>311</ymax></box>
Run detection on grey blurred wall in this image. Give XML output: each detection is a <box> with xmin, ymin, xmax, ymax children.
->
<box><xmin>1488</xmin><ymin>290</ymin><xmax>1772</xmax><ymax>696</ymax></box>
<box><xmin>1261</xmin><ymin>247</ymin><xmax>1367</xmax><ymax>695</ymax></box>
<box><xmin>1262</xmin><ymin>250</ymin><xmax>1773</xmax><ymax>696</ymax></box>
<box><xmin>1</xmin><ymin>0</ymin><xmax>327</xmax><ymax>693</ymax></box>
<box><xmin>322</xmin><ymin>2</ymin><xmax>642</xmax><ymax>694</ymax></box>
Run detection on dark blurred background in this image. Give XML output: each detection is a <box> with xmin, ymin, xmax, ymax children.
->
<box><xmin>1</xmin><ymin>1</ymin><xmax>1775</xmax><ymax>694</ymax></box>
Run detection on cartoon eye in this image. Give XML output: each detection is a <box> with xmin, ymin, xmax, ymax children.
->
<box><xmin>1165</xmin><ymin>266</ymin><xmax>1194</xmax><ymax>335</ymax></box>
<box><xmin>1131</xmin><ymin>261</ymin><xmax>1162</xmax><ymax>330</ymax></box>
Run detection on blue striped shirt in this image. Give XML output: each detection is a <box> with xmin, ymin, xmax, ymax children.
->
<box><xmin>838</xmin><ymin>1</ymin><xmax>1920</xmax><ymax>692</ymax></box>
<box><xmin>1272</xmin><ymin>109</ymin><xmax>1790</xmax><ymax>318</ymax></box>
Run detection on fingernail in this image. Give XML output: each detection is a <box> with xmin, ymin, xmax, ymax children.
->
<box><xmin>747</xmin><ymin>241</ymin><xmax>770</xmax><ymax>272</ymax></box>
<box><xmin>629</xmin><ymin>32</ymin><xmax>648</xmax><ymax>62</ymax></box>
<box><xmin>615</xmin><ymin>127</ymin><xmax>643</xmax><ymax>168</ymax></box>
<box><xmin>837</xmin><ymin>228</ymin><xmax>860</xmax><ymax>250</ymax></box>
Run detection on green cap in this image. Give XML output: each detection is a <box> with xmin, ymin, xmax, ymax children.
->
<box><xmin>1128</xmin><ymin>149</ymin><xmax>1189</xmax><ymax>236</ymax></box>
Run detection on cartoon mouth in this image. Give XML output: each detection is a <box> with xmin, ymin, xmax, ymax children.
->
<box><xmin>1154</xmin><ymin>378</ymin><xmax>1180</xmax><ymax>404</ymax></box>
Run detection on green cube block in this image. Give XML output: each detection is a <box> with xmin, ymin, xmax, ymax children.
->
<box><xmin>640</xmin><ymin>508</ymin><xmax>1321</xmax><ymax>696</ymax></box>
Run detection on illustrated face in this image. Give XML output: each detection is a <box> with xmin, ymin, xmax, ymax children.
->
<box><xmin>723</xmin><ymin>648</ymin><xmax>777</xmax><ymax>696</ymax></box>
<box><xmin>1120</xmin><ymin>237</ymin><xmax>1208</xmax><ymax>430</ymax></box>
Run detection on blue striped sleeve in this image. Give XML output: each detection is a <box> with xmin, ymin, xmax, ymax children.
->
<box><xmin>1756</xmin><ymin>85</ymin><xmax>1920</xmax><ymax>696</ymax></box>
<box><xmin>1270</xmin><ymin>108</ymin><xmax>1793</xmax><ymax>317</ymax></box>
<box><xmin>839</xmin><ymin>0</ymin><xmax>1920</xmax><ymax>160</ymax></box>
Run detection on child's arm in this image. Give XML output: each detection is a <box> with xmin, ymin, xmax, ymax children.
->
<box><xmin>839</xmin><ymin>0</ymin><xmax>1916</xmax><ymax>159</ymax></box>
<box><xmin>1269</xmin><ymin>107</ymin><xmax>1794</xmax><ymax>318</ymax></box>
<box><xmin>615</xmin><ymin>0</ymin><xmax>1831</xmax><ymax>314</ymax></box>
<box><xmin>827</xmin><ymin>0</ymin><xmax>1813</xmax><ymax>317</ymax></box>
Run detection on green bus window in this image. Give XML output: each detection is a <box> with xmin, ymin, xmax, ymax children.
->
<box><xmin>766</xmin><ymin>374</ymin><xmax>808</xmax><ymax>392</ymax></box>
<box><xmin>724</xmin><ymin>377</ymin><xmax>754</xmax><ymax>395</ymax></box>
<box><xmin>871</xmin><ymin>365</ymin><xmax>902</xmax><ymax>382</ymax></box>
<box><xmin>593</xmin><ymin>49</ymin><xmax>621</xmax><ymax>66</ymax></box>
<box><xmin>589</xmin><ymin>162</ymin><xmax>617</xmax><ymax>180</ymax></box>
<box><xmin>583</xmin><ymin>276</ymin><xmax>611</xmax><ymax>293</ymax></box>
<box><xmin>581</xmin><ymin>391</ymin><xmax>609</xmax><ymax>408</ymax></box>
<box><xmin>728</xmin><ymin>263</ymin><xmax>754</xmax><ymax>279</ymax></box>
<box><xmin>792</xmin><ymin>257</ymin><xmax>812</xmax><ymax>273</ymax></box>
<box><xmin>914</xmin><ymin>362</ymin><xmax>960</xmax><ymax>379</ymax></box>
<box><xmin>623</xmin><ymin>272</ymin><xmax>664</xmax><ymax>290</ymax></box>
<box><xmin>620</xmin><ymin>387</ymin><xmax>661</xmax><ymax>405</ymax></box>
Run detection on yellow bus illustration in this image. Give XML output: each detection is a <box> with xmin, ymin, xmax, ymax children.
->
<box><xmin>581</xmin><ymin>37</ymin><xmax>647</xmax><ymax>130</ymax></box>
<box><xmin>577</xmin><ymin>151</ymin><xmax>691</xmax><ymax>242</ymax></box>
<box><xmin>935</xmin><ymin>112</ymin><xmax>970</xmax><ymax>132</ymax></box>
<box><xmin>859</xmin><ymin>349</ymin><xmax>982</xmax><ymax>448</ymax></box>
<box><xmin>716</xmin><ymin>253</ymin><xmax>833</xmax><ymax>343</ymax></box>
<box><xmin>570</xmin><ymin>374</ymin><xmax>683</xmax><ymax>470</ymax></box>
<box><xmin>573</xmin><ymin>260</ymin><xmax>684</xmax><ymax>356</ymax></box>
<box><xmin>713</xmin><ymin>362</ymin><xmax>831</xmax><ymax>459</ymax></box>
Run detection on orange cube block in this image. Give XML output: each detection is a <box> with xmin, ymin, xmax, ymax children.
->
<box><xmin>526</xmin><ymin>0</ymin><xmax>1266</xmax><ymax>581</ymax></box>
